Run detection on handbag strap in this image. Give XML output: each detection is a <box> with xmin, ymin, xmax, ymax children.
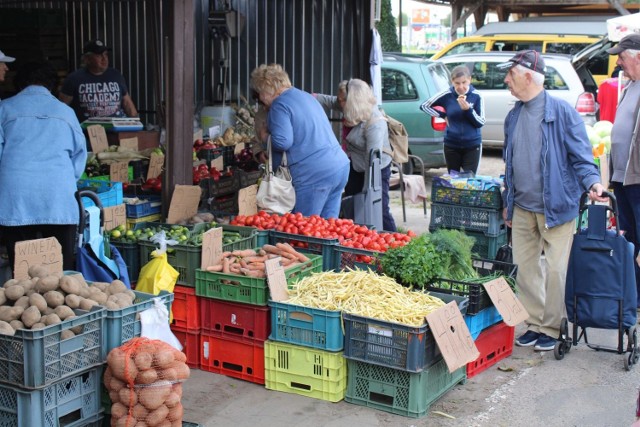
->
<box><xmin>266</xmin><ymin>135</ymin><xmax>288</xmax><ymax>170</ymax></box>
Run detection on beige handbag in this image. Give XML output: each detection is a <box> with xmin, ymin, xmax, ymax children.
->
<box><xmin>256</xmin><ymin>136</ymin><xmax>295</xmax><ymax>214</ymax></box>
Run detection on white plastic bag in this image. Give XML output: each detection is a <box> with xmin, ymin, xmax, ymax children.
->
<box><xmin>140</xmin><ymin>298</ymin><xmax>182</xmax><ymax>351</ymax></box>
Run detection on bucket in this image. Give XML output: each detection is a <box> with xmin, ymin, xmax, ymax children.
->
<box><xmin>201</xmin><ymin>106</ymin><xmax>236</xmax><ymax>138</ymax></box>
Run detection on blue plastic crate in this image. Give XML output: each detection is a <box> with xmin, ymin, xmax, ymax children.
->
<box><xmin>0</xmin><ymin>367</ymin><xmax>103</xmax><ymax>426</ymax></box>
<box><xmin>342</xmin><ymin>292</ymin><xmax>468</xmax><ymax>373</ymax></box>
<box><xmin>268</xmin><ymin>301</ymin><xmax>343</xmax><ymax>351</ymax></box>
<box><xmin>124</xmin><ymin>195</ymin><xmax>162</xmax><ymax>218</ymax></box>
<box><xmin>465</xmin><ymin>305</ymin><xmax>503</xmax><ymax>340</ymax></box>
<box><xmin>102</xmin><ymin>290</ymin><xmax>173</xmax><ymax>354</ymax></box>
<box><xmin>270</xmin><ymin>231</ymin><xmax>338</xmax><ymax>271</ymax></box>
<box><xmin>77</xmin><ymin>179</ymin><xmax>124</xmax><ymax>208</ymax></box>
<box><xmin>0</xmin><ymin>307</ymin><xmax>105</xmax><ymax>389</ymax></box>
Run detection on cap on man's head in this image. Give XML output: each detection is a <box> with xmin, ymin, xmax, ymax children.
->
<box><xmin>606</xmin><ymin>33</ymin><xmax>640</xmax><ymax>55</ymax></box>
<box><xmin>497</xmin><ymin>50</ymin><xmax>546</xmax><ymax>74</ymax></box>
<box><xmin>0</xmin><ymin>50</ymin><xmax>16</xmax><ymax>63</ymax></box>
<box><xmin>83</xmin><ymin>39</ymin><xmax>112</xmax><ymax>55</ymax></box>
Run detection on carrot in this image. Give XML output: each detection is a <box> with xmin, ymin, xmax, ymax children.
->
<box><xmin>240</xmin><ymin>268</ymin><xmax>265</xmax><ymax>278</ymax></box>
<box><xmin>247</xmin><ymin>262</ymin><xmax>266</xmax><ymax>270</ymax></box>
<box><xmin>222</xmin><ymin>258</ymin><xmax>231</xmax><ymax>274</ymax></box>
<box><xmin>229</xmin><ymin>263</ymin><xmax>242</xmax><ymax>273</ymax></box>
<box><xmin>275</xmin><ymin>242</ymin><xmax>309</xmax><ymax>262</ymax></box>
<box><xmin>243</xmin><ymin>255</ymin><xmax>268</xmax><ymax>263</ymax></box>
<box><xmin>262</xmin><ymin>244</ymin><xmax>282</xmax><ymax>255</ymax></box>
<box><xmin>232</xmin><ymin>249</ymin><xmax>257</xmax><ymax>257</ymax></box>
<box><xmin>206</xmin><ymin>265</ymin><xmax>223</xmax><ymax>272</ymax></box>
<box><xmin>258</xmin><ymin>249</ymin><xmax>267</xmax><ymax>256</ymax></box>
<box><xmin>239</xmin><ymin>259</ymin><xmax>249</xmax><ymax>269</ymax></box>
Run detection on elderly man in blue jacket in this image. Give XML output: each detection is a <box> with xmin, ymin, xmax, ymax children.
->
<box><xmin>499</xmin><ymin>50</ymin><xmax>607</xmax><ymax>351</ymax></box>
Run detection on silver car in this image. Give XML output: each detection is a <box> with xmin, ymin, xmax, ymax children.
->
<box><xmin>438</xmin><ymin>52</ymin><xmax>599</xmax><ymax>149</ymax></box>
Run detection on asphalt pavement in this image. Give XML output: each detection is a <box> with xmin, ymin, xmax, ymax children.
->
<box><xmin>180</xmin><ymin>151</ymin><xmax>640</xmax><ymax>427</ymax></box>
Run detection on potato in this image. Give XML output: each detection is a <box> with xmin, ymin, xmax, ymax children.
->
<box><xmin>0</xmin><ymin>306</ymin><xmax>24</xmax><ymax>322</ymax></box>
<box><xmin>113</xmin><ymin>292</ymin><xmax>134</xmax><ymax>306</ymax></box>
<box><xmin>165</xmin><ymin>390</ymin><xmax>181</xmax><ymax>408</ymax></box>
<box><xmin>35</xmin><ymin>275</ymin><xmax>59</xmax><ymax>293</ymax></box>
<box><xmin>43</xmin><ymin>290</ymin><xmax>64</xmax><ymax>308</ymax></box>
<box><xmin>108</xmin><ymin>389</ymin><xmax>120</xmax><ymax>403</ymax></box>
<box><xmin>87</xmin><ymin>288</ymin><xmax>108</xmax><ymax>305</ymax></box>
<box><xmin>145</xmin><ymin>404</ymin><xmax>169</xmax><ymax>425</ymax></box>
<box><xmin>29</xmin><ymin>293</ymin><xmax>47</xmax><ymax>313</ymax></box>
<box><xmin>154</xmin><ymin>350</ymin><xmax>175</xmax><ymax>369</ymax></box>
<box><xmin>60</xmin><ymin>330</ymin><xmax>75</xmax><ymax>340</ymax></box>
<box><xmin>107</xmin><ymin>348</ymin><xmax>138</xmax><ymax>382</ymax></box>
<box><xmin>3</xmin><ymin>279</ymin><xmax>18</xmax><ymax>288</ymax></box>
<box><xmin>9</xmin><ymin>320</ymin><xmax>24</xmax><ymax>331</ymax></box>
<box><xmin>59</xmin><ymin>275</ymin><xmax>82</xmax><ymax>295</ymax></box>
<box><xmin>167</xmin><ymin>402</ymin><xmax>183</xmax><ymax>422</ymax></box>
<box><xmin>0</xmin><ymin>288</ymin><xmax>6</xmax><ymax>306</ymax></box>
<box><xmin>131</xmin><ymin>403</ymin><xmax>149</xmax><ymax>420</ymax></box>
<box><xmin>44</xmin><ymin>313</ymin><xmax>61</xmax><ymax>326</ymax></box>
<box><xmin>79</xmin><ymin>298</ymin><xmax>98</xmax><ymax>311</ymax></box>
<box><xmin>111</xmin><ymin>402</ymin><xmax>129</xmax><ymax>420</ymax></box>
<box><xmin>20</xmin><ymin>279</ymin><xmax>35</xmax><ymax>293</ymax></box>
<box><xmin>0</xmin><ymin>320</ymin><xmax>15</xmax><ymax>336</ymax></box>
<box><xmin>91</xmin><ymin>281</ymin><xmax>109</xmax><ymax>292</ymax></box>
<box><xmin>5</xmin><ymin>285</ymin><xmax>25</xmax><ymax>301</ymax></box>
<box><xmin>105</xmin><ymin>301</ymin><xmax>120</xmax><ymax>310</ymax></box>
<box><xmin>31</xmin><ymin>322</ymin><xmax>46</xmax><ymax>330</ymax></box>
<box><xmin>159</xmin><ymin>367</ymin><xmax>177</xmax><ymax>382</ymax></box>
<box><xmin>21</xmin><ymin>306</ymin><xmax>41</xmax><ymax>328</ymax></box>
<box><xmin>28</xmin><ymin>265</ymin><xmax>49</xmax><ymax>279</ymax></box>
<box><xmin>65</xmin><ymin>315</ymin><xmax>83</xmax><ymax>334</ymax></box>
<box><xmin>114</xmin><ymin>416</ymin><xmax>136</xmax><ymax>427</ymax></box>
<box><xmin>64</xmin><ymin>294</ymin><xmax>82</xmax><ymax>309</ymax></box>
<box><xmin>13</xmin><ymin>295</ymin><xmax>30</xmax><ymax>310</ymax></box>
<box><xmin>139</xmin><ymin>382</ymin><xmax>171</xmax><ymax>410</ymax></box>
<box><xmin>54</xmin><ymin>305</ymin><xmax>74</xmax><ymax>321</ymax></box>
<box><xmin>118</xmin><ymin>386</ymin><xmax>137</xmax><ymax>406</ymax></box>
<box><xmin>134</xmin><ymin>351</ymin><xmax>154</xmax><ymax>371</ymax></box>
<box><xmin>135</xmin><ymin>368</ymin><xmax>158</xmax><ymax>385</ymax></box>
<box><xmin>108</xmin><ymin>280</ymin><xmax>128</xmax><ymax>295</ymax></box>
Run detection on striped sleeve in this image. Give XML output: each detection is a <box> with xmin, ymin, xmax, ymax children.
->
<box><xmin>419</xmin><ymin>90</ymin><xmax>448</xmax><ymax>117</ymax></box>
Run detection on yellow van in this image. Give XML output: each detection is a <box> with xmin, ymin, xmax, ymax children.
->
<box><xmin>431</xmin><ymin>19</ymin><xmax>617</xmax><ymax>85</ymax></box>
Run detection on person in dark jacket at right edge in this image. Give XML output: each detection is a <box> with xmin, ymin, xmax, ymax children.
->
<box><xmin>420</xmin><ymin>65</ymin><xmax>485</xmax><ymax>174</ymax></box>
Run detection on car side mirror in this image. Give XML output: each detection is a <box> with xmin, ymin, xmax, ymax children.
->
<box><xmin>431</xmin><ymin>106</ymin><xmax>447</xmax><ymax>132</ymax></box>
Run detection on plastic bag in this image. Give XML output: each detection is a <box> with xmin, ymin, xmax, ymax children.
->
<box><xmin>136</xmin><ymin>230</ymin><xmax>179</xmax><ymax>296</ymax></box>
<box><xmin>140</xmin><ymin>298</ymin><xmax>182</xmax><ymax>350</ymax></box>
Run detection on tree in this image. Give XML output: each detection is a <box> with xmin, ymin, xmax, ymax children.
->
<box><xmin>396</xmin><ymin>12</ymin><xmax>410</xmax><ymax>27</ymax></box>
<box><xmin>376</xmin><ymin>0</ymin><xmax>400</xmax><ymax>52</ymax></box>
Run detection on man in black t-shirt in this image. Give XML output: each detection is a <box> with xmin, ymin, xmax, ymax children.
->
<box><xmin>59</xmin><ymin>40</ymin><xmax>138</xmax><ymax>123</ymax></box>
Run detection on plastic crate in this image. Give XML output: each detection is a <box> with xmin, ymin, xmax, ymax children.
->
<box><xmin>331</xmin><ymin>245</ymin><xmax>382</xmax><ymax>272</ymax></box>
<box><xmin>431</xmin><ymin>183</ymin><xmax>502</xmax><ymax>210</ymax></box>
<box><xmin>129</xmin><ymin>159</ymin><xmax>150</xmax><ymax>181</ymax></box>
<box><xmin>345</xmin><ymin>357</ymin><xmax>467</xmax><ymax>418</ymax></box>
<box><xmin>0</xmin><ymin>367</ymin><xmax>103</xmax><ymax>427</ymax></box>
<box><xmin>467</xmin><ymin>229</ymin><xmax>508</xmax><ymax>260</ymax></box>
<box><xmin>256</xmin><ymin>229</ymin><xmax>270</xmax><ymax>247</ymax></box>
<box><xmin>200</xmin><ymin>298</ymin><xmax>270</xmax><ymax>343</ymax></box>
<box><xmin>268</xmin><ymin>300</ymin><xmax>343</xmax><ymax>351</ymax></box>
<box><xmin>101</xmin><ymin>290</ymin><xmax>173</xmax><ymax>354</ymax></box>
<box><xmin>425</xmin><ymin>257</ymin><xmax>517</xmax><ymax>315</ymax></box>
<box><xmin>77</xmin><ymin>179</ymin><xmax>124</xmax><ymax>208</ymax></box>
<box><xmin>194</xmin><ymin>253</ymin><xmax>323</xmax><ymax>306</ymax></box>
<box><xmin>124</xmin><ymin>195</ymin><xmax>161</xmax><ymax>218</ymax></box>
<box><xmin>219</xmin><ymin>224</ymin><xmax>258</xmax><ymax>252</ymax></box>
<box><xmin>197</xmin><ymin>146</ymin><xmax>234</xmax><ymax>168</ymax></box>
<box><xmin>109</xmin><ymin>240</ymin><xmax>140</xmax><ymax>282</ymax></box>
<box><xmin>270</xmin><ymin>231</ymin><xmax>339</xmax><ymax>271</ymax></box>
<box><xmin>209</xmin><ymin>194</ymin><xmax>238</xmax><ymax>215</ymax></box>
<box><xmin>171</xmin><ymin>325</ymin><xmax>200</xmax><ymax>369</ymax></box>
<box><xmin>199</xmin><ymin>333</ymin><xmax>265</xmax><ymax>385</ymax></box>
<box><xmin>206</xmin><ymin>175</ymin><xmax>240</xmax><ymax>198</ymax></box>
<box><xmin>0</xmin><ymin>307</ymin><xmax>105</xmax><ymax>389</ymax></box>
<box><xmin>429</xmin><ymin>203</ymin><xmax>506</xmax><ymax>235</ymax></box>
<box><xmin>239</xmin><ymin>169</ymin><xmax>262</xmax><ymax>187</ymax></box>
<box><xmin>126</xmin><ymin>213</ymin><xmax>162</xmax><ymax>230</ymax></box>
<box><xmin>466</xmin><ymin>321</ymin><xmax>515</xmax><ymax>379</ymax></box>
<box><xmin>264</xmin><ymin>340</ymin><xmax>346</xmax><ymax>402</ymax></box>
<box><xmin>465</xmin><ymin>305</ymin><xmax>503</xmax><ymax>340</ymax></box>
<box><xmin>342</xmin><ymin>292</ymin><xmax>468</xmax><ymax>373</ymax></box>
<box><xmin>171</xmin><ymin>285</ymin><xmax>200</xmax><ymax>330</ymax></box>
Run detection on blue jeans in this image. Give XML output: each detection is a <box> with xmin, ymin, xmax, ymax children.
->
<box><xmin>381</xmin><ymin>164</ymin><xmax>397</xmax><ymax>232</ymax></box>
<box><xmin>611</xmin><ymin>182</ymin><xmax>640</xmax><ymax>307</ymax></box>
<box><xmin>294</xmin><ymin>162</ymin><xmax>349</xmax><ymax>219</ymax></box>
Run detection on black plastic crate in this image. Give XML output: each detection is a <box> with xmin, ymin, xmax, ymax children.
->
<box><xmin>238</xmin><ymin>169</ymin><xmax>262</xmax><ymax>188</ymax></box>
<box><xmin>197</xmin><ymin>146</ymin><xmax>234</xmax><ymax>168</ymax></box>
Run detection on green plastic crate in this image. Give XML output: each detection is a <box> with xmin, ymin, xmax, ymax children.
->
<box><xmin>194</xmin><ymin>254</ymin><xmax>323</xmax><ymax>305</ymax></box>
<box><xmin>109</xmin><ymin>240</ymin><xmax>140</xmax><ymax>282</ymax></box>
<box><xmin>431</xmin><ymin>183</ymin><xmax>502</xmax><ymax>209</ymax></box>
<box><xmin>345</xmin><ymin>358</ymin><xmax>466</xmax><ymax>418</ymax></box>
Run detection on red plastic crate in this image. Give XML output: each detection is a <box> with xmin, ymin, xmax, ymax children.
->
<box><xmin>466</xmin><ymin>321</ymin><xmax>515</xmax><ymax>379</ymax></box>
<box><xmin>199</xmin><ymin>333</ymin><xmax>265</xmax><ymax>385</ymax></box>
<box><xmin>200</xmin><ymin>298</ymin><xmax>271</xmax><ymax>343</ymax></box>
<box><xmin>171</xmin><ymin>325</ymin><xmax>200</xmax><ymax>369</ymax></box>
<box><xmin>172</xmin><ymin>285</ymin><xmax>201</xmax><ymax>330</ymax></box>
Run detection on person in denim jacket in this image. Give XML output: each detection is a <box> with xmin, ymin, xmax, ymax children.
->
<box><xmin>499</xmin><ymin>50</ymin><xmax>606</xmax><ymax>351</ymax></box>
<box><xmin>315</xmin><ymin>79</ymin><xmax>396</xmax><ymax>231</ymax></box>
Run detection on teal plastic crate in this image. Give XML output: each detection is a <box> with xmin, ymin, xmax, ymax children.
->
<box><xmin>345</xmin><ymin>357</ymin><xmax>466</xmax><ymax>418</ymax></box>
<box><xmin>0</xmin><ymin>367</ymin><xmax>103</xmax><ymax>427</ymax></box>
<box><xmin>256</xmin><ymin>229</ymin><xmax>270</xmax><ymax>247</ymax></box>
<box><xmin>465</xmin><ymin>305</ymin><xmax>503</xmax><ymax>340</ymax></box>
<box><xmin>342</xmin><ymin>292</ymin><xmax>468</xmax><ymax>373</ymax></box>
<box><xmin>268</xmin><ymin>300</ymin><xmax>343</xmax><ymax>351</ymax></box>
<box><xmin>0</xmin><ymin>307</ymin><xmax>105</xmax><ymax>389</ymax></box>
<box><xmin>331</xmin><ymin>245</ymin><xmax>382</xmax><ymax>272</ymax></box>
<box><xmin>101</xmin><ymin>290</ymin><xmax>173</xmax><ymax>354</ymax></box>
<box><xmin>77</xmin><ymin>179</ymin><xmax>124</xmax><ymax>208</ymax></box>
<box><xmin>270</xmin><ymin>231</ymin><xmax>338</xmax><ymax>271</ymax></box>
<box><xmin>429</xmin><ymin>202</ymin><xmax>506</xmax><ymax>235</ymax></box>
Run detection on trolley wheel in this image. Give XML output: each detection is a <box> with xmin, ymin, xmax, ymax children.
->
<box><xmin>554</xmin><ymin>341</ymin><xmax>566</xmax><ymax>360</ymax></box>
<box><xmin>560</xmin><ymin>318</ymin><xmax>571</xmax><ymax>354</ymax></box>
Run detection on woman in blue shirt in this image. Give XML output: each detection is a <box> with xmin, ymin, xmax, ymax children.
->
<box><xmin>0</xmin><ymin>61</ymin><xmax>87</xmax><ymax>273</ymax></box>
<box><xmin>420</xmin><ymin>65</ymin><xmax>485</xmax><ymax>174</ymax></box>
<box><xmin>251</xmin><ymin>64</ymin><xmax>350</xmax><ymax>219</ymax></box>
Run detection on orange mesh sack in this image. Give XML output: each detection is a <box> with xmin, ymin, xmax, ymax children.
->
<box><xmin>104</xmin><ymin>337</ymin><xmax>190</xmax><ymax>427</ymax></box>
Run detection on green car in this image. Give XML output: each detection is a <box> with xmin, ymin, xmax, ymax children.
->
<box><xmin>381</xmin><ymin>53</ymin><xmax>450</xmax><ymax>172</ymax></box>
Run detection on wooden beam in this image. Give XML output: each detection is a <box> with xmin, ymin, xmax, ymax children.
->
<box><xmin>165</xmin><ymin>0</ymin><xmax>195</xmax><ymax>219</ymax></box>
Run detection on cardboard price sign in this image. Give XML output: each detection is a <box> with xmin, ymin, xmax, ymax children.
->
<box><xmin>87</xmin><ymin>125</ymin><xmax>109</xmax><ymax>153</ymax></box>
<box><xmin>426</xmin><ymin>301</ymin><xmax>479</xmax><ymax>373</ymax></box>
<box><xmin>147</xmin><ymin>152</ymin><xmax>164</xmax><ymax>180</ymax></box>
<box><xmin>110</xmin><ymin>161</ymin><xmax>129</xmax><ymax>183</ymax></box>
<box><xmin>103</xmin><ymin>204</ymin><xmax>127</xmax><ymax>232</ymax></box>
<box><xmin>234</xmin><ymin>142</ymin><xmax>245</xmax><ymax>155</ymax></box>
<box><xmin>119</xmin><ymin>137</ymin><xmax>139</xmax><ymax>151</ymax></box>
<box><xmin>193</xmin><ymin>129</ymin><xmax>203</xmax><ymax>143</ymax></box>
<box><xmin>211</xmin><ymin>154</ymin><xmax>224</xmax><ymax>172</ymax></box>
<box><xmin>265</xmin><ymin>257</ymin><xmax>289</xmax><ymax>302</ymax></box>
<box><xmin>483</xmin><ymin>277</ymin><xmax>529</xmax><ymax>326</ymax></box>
<box><xmin>238</xmin><ymin>184</ymin><xmax>258</xmax><ymax>216</ymax></box>
<box><xmin>167</xmin><ymin>185</ymin><xmax>202</xmax><ymax>224</ymax></box>
<box><xmin>13</xmin><ymin>237</ymin><xmax>63</xmax><ymax>280</ymax></box>
<box><xmin>201</xmin><ymin>227</ymin><xmax>223</xmax><ymax>269</ymax></box>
